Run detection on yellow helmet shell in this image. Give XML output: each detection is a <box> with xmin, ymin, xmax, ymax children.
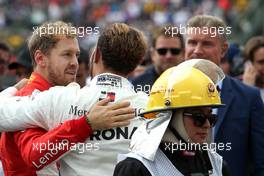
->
<box><xmin>141</xmin><ymin>66</ymin><xmax>223</xmax><ymax>119</ymax></box>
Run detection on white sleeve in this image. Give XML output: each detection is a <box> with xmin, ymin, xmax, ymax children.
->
<box><xmin>0</xmin><ymin>87</ymin><xmax>18</xmax><ymax>97</ymax></box>
<box><xmin>0</xmin><ymin>83</ymin><xmax>92</xmax><ymax>131</ymax></box>
<box><xmin>0</xmin><ymin>90</ymin><xmax>52</xmax><ymax>131</ymax></box>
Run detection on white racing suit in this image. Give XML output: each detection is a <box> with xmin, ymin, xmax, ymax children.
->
<box><xmin>0</xmin><ymin>73</ymin><xmax>148</xmax><ymax>176</ymax></box>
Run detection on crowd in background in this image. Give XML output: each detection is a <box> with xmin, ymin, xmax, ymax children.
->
<box><xmin>0</xmin><ymin>0</ymin><xmax>263</xmax><ymax>90</ymax></box>
<box><xmin>0</xmin><ymin>1</ymin><xmax>263</xmax><ymax>176</ymax></box>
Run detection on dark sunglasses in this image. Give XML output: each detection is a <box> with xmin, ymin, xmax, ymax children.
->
<box><xmin>183</xmin><ymin>112</ymin><xmax>218</xmax><ymax>127</ymax></box>
<box><xmin>156</xmin><ymin>48</ymin><xmax>181</xmax><ymax>56</ymax></box>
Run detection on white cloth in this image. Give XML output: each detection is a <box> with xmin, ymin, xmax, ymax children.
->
<box><xmin>129</xmin><ymin>111</ymin><xmax>172</xmax><ymax>161</ymax></box>
<box><xmin>0</xmin><ymin>73</ymin><xmax>148</xmax><ymax>176</ymax></box>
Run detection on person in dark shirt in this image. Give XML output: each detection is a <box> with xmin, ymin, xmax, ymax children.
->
<box><xmin>131</xmin><ymin>25</ymin><xmax>184</xmax><ymax>94</ymax></box>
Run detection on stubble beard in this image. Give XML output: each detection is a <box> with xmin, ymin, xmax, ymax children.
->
<box><xmin>47</xmin><ymin>64</ymin><xmax>69</xmax><ymax>86</ymax></box>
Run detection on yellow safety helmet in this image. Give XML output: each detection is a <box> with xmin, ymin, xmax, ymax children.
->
<box><xmin>141</xmin><ymin>65</ymin><xmax>224</xmax><ymax>119</ymax></box>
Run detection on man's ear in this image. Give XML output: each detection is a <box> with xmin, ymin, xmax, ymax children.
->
<box><xmin>34</xmin><ymin>50</ymin><xmax>46</xmax><ymax>67</ymax></box>
<box><xmin>93</xmin><ymin>47</ymin><xmax>102</xmax><ymax>64</ymax></box>
<box><xmin>221</xmin><ymin>41</ymin><xmax>229</xmax><ymax>58</ymax></box>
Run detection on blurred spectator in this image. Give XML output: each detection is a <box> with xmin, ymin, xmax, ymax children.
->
<box><xmin>131</xmin><ymin>25</ymin><xmax>184</xmax><ymax>94</ymax></box>
<box><xmin>128</xmin><ymin>50</ymin><xmax>152</xmax><ymax>79</ymax></box>
<box><xmin>76</xmin><ymin>47</ymin><xmax>89</xmax><ymax>87</ymax></box>
<box><xmin>242</xmin><ymin>36</ymin><xmax>264</xmax><ymax>102</ymax></box>
<box><xmin>0</xmin><ymin>43</ymin><xmax>13</xmax><ymax>91</ymax></box>
<box><xmin>222</xmin><ymin>43</ymin><xmax>243</xmax><ymax>76</ymax></box>
<box><xmin>128</xmin><ymin>65</ymin><xmax>147</xmax><ymax>79</ymax></box>
<box><xmin>8</xmin><ymin>46</ymin><xmax>33</xmax><ymax>81</ymax></box>
<box><xmin>1</xmin><ymin>0</ymin><xmax>263</xmax><ymax>52</ymax></box>
<box><xmin>220</xmin><ymin>55</ymin><xmax>231</xmax><ymax>75</ymax></box>
<box><xmin>0</xmin><ymin>59</ymin><xmax>5</xmax><ymax>75</ymax></box>
<box><xmin>0</xmin><ymin>42</ymin><xmax>10</xmax><ymax>62</ymax></box>
<box><xmin>0</xmin><ymin>73</ymin><xmax>16</xmax><ymax>91</ymax></box>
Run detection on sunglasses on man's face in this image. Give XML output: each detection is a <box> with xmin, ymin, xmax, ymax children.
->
<box><xmin>183</xmin><ymin>112</ymin><xmax>218</xmax><ymax>127</ymax></box>
<box><xmin>156</xmin><ymin>48</ymin><xmax>181</xmax><ymax>56</ymax></box>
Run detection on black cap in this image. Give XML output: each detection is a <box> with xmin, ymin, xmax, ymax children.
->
<box><xmin>9</xmin><ymin>47</ymin><xmax>32</xmax><ymax>69</ymax></box>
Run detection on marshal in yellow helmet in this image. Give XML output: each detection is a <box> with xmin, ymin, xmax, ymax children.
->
<box><xmin>141</xmin><ymin>59</ymin><xmax>224</xmax><ymax>119</ymax></box>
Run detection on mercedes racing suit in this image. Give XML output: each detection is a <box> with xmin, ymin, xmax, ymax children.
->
<box><xmin>0</xmin><ymin>72</ymin><xmax>93</xmax><ymax>175</ymax></box>
<box><xmin>0</xmin><ymin>73</ymin><xmax>148</xmax><ymax>176</ymax></box>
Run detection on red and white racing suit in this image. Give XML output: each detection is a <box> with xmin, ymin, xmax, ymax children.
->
<box><xmin>0</xmin><ymin>72</ymin><xmax>92</xmax><ymax>175</ymax></box>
